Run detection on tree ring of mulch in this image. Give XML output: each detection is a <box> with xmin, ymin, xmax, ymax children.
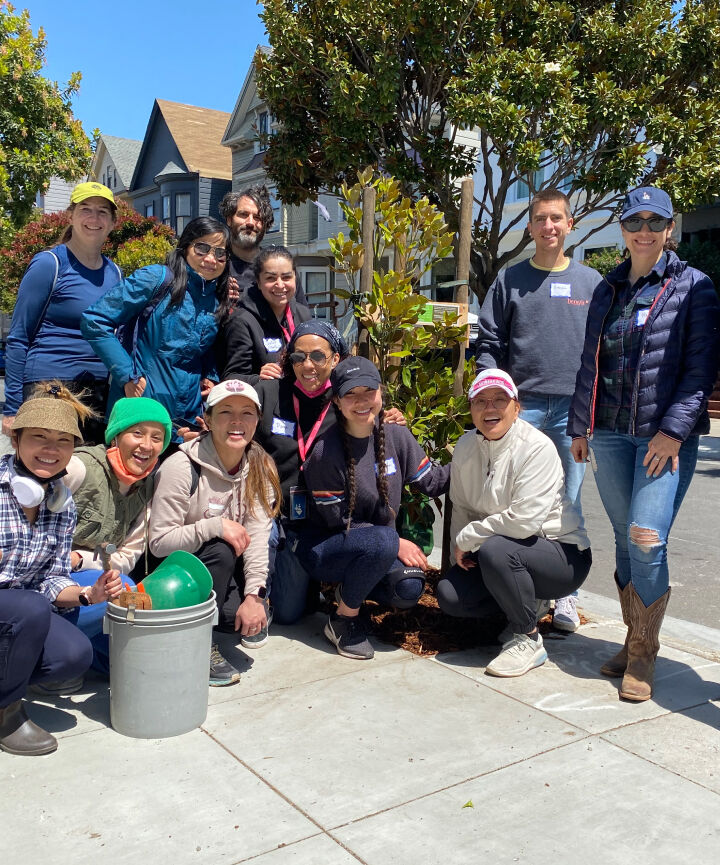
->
<box><xmin>319</xmin><ymin>570</ymin><xmax>588</xmax><ymax>657</ymax></box>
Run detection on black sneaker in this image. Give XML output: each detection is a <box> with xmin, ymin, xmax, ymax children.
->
<box><xmin>324</xmin><ymin>612</ymin><xmax>374</xmax><ymax>660</ymax></box>
<box><xmin>209</xmin><ymin>644</ymin><xmax>240</xmax><ymax>686</ymax></box>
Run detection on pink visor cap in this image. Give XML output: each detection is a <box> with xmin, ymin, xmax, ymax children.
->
<box><xmin>468</xmin><ymin>368</ymin><xmax>519</xmax><ymax>401</ymax></box>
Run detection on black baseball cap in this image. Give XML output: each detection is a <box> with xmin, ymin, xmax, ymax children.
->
<box><xmin>330</xmin><ymin>356</ymin><xmax>381</xmax><ymax>398</ymax></box>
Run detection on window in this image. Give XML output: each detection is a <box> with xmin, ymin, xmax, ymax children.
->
<box><xmin>113</xmin><ymin>169</ymin><xmax>118</xmax><ymax>189</ymax></box>
<box><xmin>175</xmin><ymin>193</ymin><xmax>191</xmax><ymax>235</ymax></box>
<box><xmin>256</xmin><ymin>111</ymin><xmax>269</xmax><ymax>152</ymax></box>
<box><xmin>162</xmin><ymin>195</ymin><xmax>170</xmax><ymax>224</ymax></box>
<box><xmin>337</xmin><ymin>198</ymin><xmax>348</xmax><ymax>223</ymax></box>
<box><xmin>145</xmin><ymin>202</ymin><xmax>154</xmax><ymax>218</ymax></box>
<box><xmin>304</xmin><ymin>271</ymin><xmax>330</xmax><ymax>319</ymax></box>
<box><xmin>268</xmin><ymin>191</ymin><xmax>282</xmax><ymax>234</ymax></box>
<box><xmin>512</xmin><ymin>168</ymin><xmax>545</xmax><ymax>202</ymax></box>
<box><xmin>309</xmin><ymin>202</ymin><xmax>318</xmax><ymax>241</ymax></box>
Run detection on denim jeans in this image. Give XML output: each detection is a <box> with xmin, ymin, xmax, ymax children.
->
<box><xmin>589</xmin><ymin>429</ymin><xmax>699</xmax><ymax>606</ymax></box>
<box><xmin>519</xmin><ymin>394</ymin><xmax>585</xmax><ymax>508</ymax></box>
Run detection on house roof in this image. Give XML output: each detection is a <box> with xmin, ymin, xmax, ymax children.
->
<box><xmin>222</xmin><ymin>45</ymin><xmax>270</xmax><ymax>147</ymax></box>
<box><xmin>100</xmin><ymin>135</ymin><xmax>143</xmax><ymax>188</ymax></box>
<box><xmin>156</xmin><ymin>100</ymin><xmax>232</xmax><ymax>180</ymax></box>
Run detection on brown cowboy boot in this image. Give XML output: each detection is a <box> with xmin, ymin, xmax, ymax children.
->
<box><xmin>600</xmin><ymin>574</ymin><xmax>632</xmax><ymax>677</ymax></box>
<box><xmin>619</xmin><ymin>585</ymin><xmax>671</xmax><ymax>703</ymax></box>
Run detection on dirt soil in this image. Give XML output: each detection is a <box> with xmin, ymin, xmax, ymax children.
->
<box><xmin>321</xmin><ymin>569</ymin><xmax>589</xmax><ymax>657</ymax></box>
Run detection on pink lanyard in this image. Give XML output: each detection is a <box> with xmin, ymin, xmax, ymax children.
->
<box><xmin>280</xmin><ymin>305</ymin><xmax>295</xmax><ymax>345</ymax></box>
<box><xmin>293</xmin><ymin>395</ymin><xmax>331</xmax><ymax>462</ymax></box>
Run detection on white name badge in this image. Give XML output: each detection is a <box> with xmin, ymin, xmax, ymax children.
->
<box><xmin>263</xmin><ymin>337</ymin><xmax>283</xmax><ymax>352</ymax></box>
<box><xmin>375</xmin><ymin>457</ymin><xmax>397</xmax><ymax>476</ymax></box>
<box><xmin>636</xmin><ymin>309</ymin><xmax>650</xmax><ymax>327</ymax></box>
<box><xmin>550</xmin><ymin>282</ymin><xmax>572</xmax><ymax>297</ymax></box>
<box><xmin>272</xmin><ymin>417</ymin><xmax>296</xmax><ymax>437</ymax></box>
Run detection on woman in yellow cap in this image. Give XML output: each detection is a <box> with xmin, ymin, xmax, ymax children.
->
<box><xmin>0</xmin><ymin>382</ymin><xmax>122</xmax><ymax>756</ymax></box>
<box><xmin>2</xmin><ymin>182</ymin><xmax>120</xmax><ymax>445</ymax></box>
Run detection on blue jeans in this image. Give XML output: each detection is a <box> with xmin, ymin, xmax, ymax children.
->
<box><xmin>589</xmin><ymin>430</ymin><xmax>699</xmax><ymax>606</ymax></box>
<box><xmin>520</xmin><ymin>394</ymin><xmax>585</xmax><ymax>508</ymax></box>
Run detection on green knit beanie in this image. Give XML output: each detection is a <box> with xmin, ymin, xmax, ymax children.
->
<box><xmin>105</xmin><ymin>398</ymin><xmax>173</xmax><ymax>451</ymax></box>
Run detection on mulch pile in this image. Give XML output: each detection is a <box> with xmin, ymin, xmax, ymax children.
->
<box><xmin>320</xmin><ymin>569</ymin><xmax>588</xmax><ymax>657</ymax></box>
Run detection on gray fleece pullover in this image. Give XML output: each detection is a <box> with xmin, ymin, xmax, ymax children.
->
<box><xmin>475</xmin><ymin>258</ymin><xmax>602</xmax><ymax>397</ymax></box>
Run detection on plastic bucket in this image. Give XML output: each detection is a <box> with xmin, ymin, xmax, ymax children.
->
<box><xmin>103</xmin><ymin>592</ymin><xmax>218</xmax><ymax>739</ymax></box>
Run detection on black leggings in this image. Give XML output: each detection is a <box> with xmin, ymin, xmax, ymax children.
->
<box><xmin>437</xmin><ymin>535</ymin><xmax>592</xmax><ymax>633</ymax></box>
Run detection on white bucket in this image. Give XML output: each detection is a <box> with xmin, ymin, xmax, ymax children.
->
<box><xmin>103</xmin><ymin>592</ymin><xmax>218</xmax><ymax>739</ymax></box>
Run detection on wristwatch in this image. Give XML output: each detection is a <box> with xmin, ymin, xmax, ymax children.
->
<box><xmin>249</xmin><ymin>586</ymin><xmax>267</xmax><ymax>599</ymax></box>
<box><xmin>78</xmin><ymin>586</ymin><xmax>93</xmax><ymax>607</ymax></box>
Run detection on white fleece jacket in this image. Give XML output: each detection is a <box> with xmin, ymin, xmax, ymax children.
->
<box><xmin>149</xmin><ymin>434</ymin><xmax>273</xmax><ymax>594</ymax></box>
<box><xmin>450</xmin><ymin>418</ymin><xmax>589</xmax><ymax>555</ymax></box>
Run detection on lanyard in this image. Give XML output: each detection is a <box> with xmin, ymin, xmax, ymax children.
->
<box><xmin>280</xmin><ymin>305</ymin><xmax>295</xmax><ymax>345</ymax></box>
<box><xmin>293</xmin><ymin>393</ymin><xmax>331</xmax><ymax>462</ymax></box>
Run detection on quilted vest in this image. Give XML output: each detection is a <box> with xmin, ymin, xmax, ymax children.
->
<box><xmin>71</xmin><ymin>445</ymin><xmax>152</xmax><ymax>551</ymax></box>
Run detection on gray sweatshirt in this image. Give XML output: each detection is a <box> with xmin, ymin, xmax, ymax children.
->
<box><xmin>475</xmin><ymin>258</ymin><xmax>602</xmax><ymax>397</ymax></box>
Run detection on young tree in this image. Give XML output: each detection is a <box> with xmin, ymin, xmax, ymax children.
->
<box><xmin>0</xmin><ymin>3</ymin><xmax>92</xmax><ymax>238</ymax></box>
<box><xmin>257</xmin><ymin>0</ymin><xmax>720</xmax><ymax>296</ymax></box>
<box><xmin>0</xmin><ymin>201</ymin><xmax>174</xmax><ymax>311</ymax></box>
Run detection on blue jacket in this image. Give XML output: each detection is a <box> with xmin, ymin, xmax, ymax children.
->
<box><xmin>567</xmin><ymin>251</ymin><xmax>720</xmax><ymax>441</ymax></box>
<box><xmin>80</xmin><ymin>263</ymin><xmax>220</xmax><ymax>431</ymax></box>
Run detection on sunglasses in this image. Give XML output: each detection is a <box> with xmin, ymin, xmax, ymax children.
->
<box><xmin>621</xmin><ymin>216</ymin><xmax>671</xmax><ymax>233</ymax></box>
<box><xmin>192</xmin><ymin>242</ymin><xmax>228</xmax><ymax>261</ymax></box>
<box><xmin>289</xmin><ymin>350</ymin><xmax>331</xmax><ymax>366</ymax></box>
<box><xmin>470</xmin><ymin>395</ymin><xmax>512</xmax><ymax>410</ymax></box>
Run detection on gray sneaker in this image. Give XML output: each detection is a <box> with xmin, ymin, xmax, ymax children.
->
<box><xmin>486</xmin><ymin>633</ymin><xmax>548</xmax><ymax>677</ymax></box>
<box><xmin>324</xmin><ymin>612</ymin><xmax>374</xmax><ymax>660</ymax></box>
<box><xmin>209</xmin><ymin>644</ymin><xmax>240</xmax><ymax>686</ymax></box>
<box><xmin>497</xmin><ymin>599</ymin><xmax>552</xmax><ymax>644</ymax></box>
<box><xmin>553</xmin><ymin>595</ymin><xmax>580</xmax><ymax>632</ymax></box>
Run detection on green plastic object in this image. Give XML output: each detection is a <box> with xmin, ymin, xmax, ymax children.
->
<box><xmin>138</xmin><ymin>551</ymin><xmax>213</xmax><ymax>610</ymax></box>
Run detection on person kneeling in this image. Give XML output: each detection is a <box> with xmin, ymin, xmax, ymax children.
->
<box><xmin>149</xmin><ymin>380</ymin><xmax>280</xmax><ymax>686</ymax></box>
<box><xmin>437</xmin><ymin>370</ymin><xmax>592</xmax><ymax>678</ymax></box>
<box><xmin>0</xmin><ymin>383</ymin><xmax>120</xmax><ymax>755</ymax></box>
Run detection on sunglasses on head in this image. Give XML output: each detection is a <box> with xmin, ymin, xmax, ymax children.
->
<box><xmin>192</xmin><ymin>241</ymin><xmax>228</xmax><ymax>261</ymax></box>
<box><xmin>289</xmin><ymin>350</ymin><xmax>331</xmax><ymax>365</ymax></box>
<box><xmin>621</xmin><ymin>215</ymin><xmax>671</xmax><ymax>233</ymax></box>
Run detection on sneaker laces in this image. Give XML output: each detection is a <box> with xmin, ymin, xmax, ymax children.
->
<box><xmin>555</xmin><ymin>596</ymin><xmax>576</xmax><ymax>616</ymax></box>
<box><xmin>210</xmin><ymin>644</ymin><xmax>225</xmax><ymax>665</ymax></box>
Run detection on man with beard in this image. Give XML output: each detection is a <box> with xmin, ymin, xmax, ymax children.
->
<box><xmin>219</xmin><ymin>185</ymin><xmax>274</xmax><ymax>298</ymax></box>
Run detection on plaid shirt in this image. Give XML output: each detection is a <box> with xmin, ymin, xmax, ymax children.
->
<box><xmin>595</xmin><ymin>255</ymin><xmax>667</xmax><ymax>433</ymax></box>
<box><xmin>0</xmin><ymin>455</ymin><xmax>77</xmax><ymax>604</ymax></box>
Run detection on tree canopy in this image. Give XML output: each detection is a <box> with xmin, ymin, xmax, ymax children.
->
<box><xmin>257</xmin><ymin>0</ymin><xmax>720</xmax><ymax>294</ymax></box>
<box><xmin>0</xmin><ymin>3</ymin><xmax>91</xmax><ymax>239</ymax></box>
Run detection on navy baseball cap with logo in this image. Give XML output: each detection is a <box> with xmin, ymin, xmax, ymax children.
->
<box><xmin>621</xmin><ymin>187</ymin><xmax>673</xmax><ymax>221</ymax></box>
<box><xmin>330</xmin><ymin>356</ymin><xmax>381</xmax><ymax>398</ymax></box>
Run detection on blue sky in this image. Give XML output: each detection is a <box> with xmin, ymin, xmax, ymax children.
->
<box><xmin>22</xmin><ymin>0</ymin><xmax>268</xmax><ymax>141</ymax></box>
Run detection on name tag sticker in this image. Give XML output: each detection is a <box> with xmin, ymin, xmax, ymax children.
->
<box><xmin>550</xmin><ymin>283</ymin><xmax>572</xmax><ymax>297</ymax></box>
<box><xmin>289</xmin><ymin>486</ymin><xmax>307</xmax><ymax>520</ymax></box>
<box><xmin>636</xmin><ymin>309</ymin><xmax>650</xmax><ymax>327</ymax></box>
<box><xmin>272</xmin><ymin>417</ymin><xmax>296</xmax><ymax>437</ymax></box>
<box><xmin>375</xmin><ymin>457</ymin><xmax>397</xmax><ymax>476</ymax></box>
<box><xmin>263</xmin><ymin>337</ymin><xmax>283</xmax><ymax>352</ymax></box>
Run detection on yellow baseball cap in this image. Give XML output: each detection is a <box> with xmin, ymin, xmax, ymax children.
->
<box><xmin>70</xmin><ymin>181</ymin><xmax>116</xmax><ymax>208</ymax></box>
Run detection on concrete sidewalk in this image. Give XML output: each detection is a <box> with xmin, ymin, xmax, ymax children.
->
<box><xmin>5</xmin><ymin>600</ymin><xmax>720</xmax><ymax>864</ymax></box>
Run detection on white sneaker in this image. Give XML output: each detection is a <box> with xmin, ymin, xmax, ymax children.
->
<box><xmin>486</xmin><ymin>633</ymin><xmax>548</xmax><ymax>677</ymax></box>
<box><xmin>553</xmin><ymin>595</ymin><xmax>580</xmax><ymax>632</ymax></box>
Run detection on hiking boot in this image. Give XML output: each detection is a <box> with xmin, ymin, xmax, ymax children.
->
<box><xmin>324</xmin><ymin>611</ymin><xmax>374</xmax><ymax>660</ymax></box>
<box><xmin>486</xmin><ymin>633</ymin><xmax>548</xmax><ymax>678</ymax></box>
<box><xmin>209</xmin><ymin>644</ymin><xmax>240</xmax><ymax>686</ymax></box>
<box><xmin>29</xmin><ymin>676</ymin><xmax>84</xmax><ymax>697</ymax></box>
<box><xmin>553</xmin><ymin>595</ymin><xmax>580</xmax><ymax>632</ymax></box>
<box><xmin>0</xmin><ymin>700</ymin><xmax>58</xmax><ymax>756</ymax></box>
<box><xmin>241</xmin><ymin>607</ymin><xmax>273</xmax><ymax>650</ymax></box>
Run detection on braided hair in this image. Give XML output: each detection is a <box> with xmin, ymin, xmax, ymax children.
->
<box><xmin>338</xmin><ymin>404</ymin><xmax>393</xmax><ymax>533</ymax></box>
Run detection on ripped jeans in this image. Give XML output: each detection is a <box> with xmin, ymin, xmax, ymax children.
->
<box><xmin>589</xmin><ymin>429</ymin><xmax>699</xmax><ymax>606</ymax></box>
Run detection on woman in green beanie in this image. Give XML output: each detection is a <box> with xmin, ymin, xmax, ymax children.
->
<box><xmin>44</xmin><ymin>397</ymin><xmax>173</xmax><ymax>684</ymax></box>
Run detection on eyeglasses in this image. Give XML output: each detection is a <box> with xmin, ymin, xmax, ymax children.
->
<box><xmin>289</xmin><ymin>350</ymin><xmax>330</xmax><ymax>366</ymax></box>
<box><xmin>470</xmin><ymin>395</ymin><xmax>512</xmax><ymax>410</ymax></box>
<box><xmin>621</xmin><ymin>216</ymin><xmax>671</xmax><ymax>233</ymax></box>
<box><xmin>191</xmin><ymin>242</ymin><xmax>228</xmax><ymax>261</ymax></box>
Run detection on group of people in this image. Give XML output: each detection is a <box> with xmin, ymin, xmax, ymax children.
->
<box><xmin>1</xmin><ymin>179</ymin><xmax>717</xmax><ymax>757</ymax></box>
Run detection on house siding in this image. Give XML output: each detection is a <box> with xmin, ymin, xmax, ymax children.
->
<box><xmin>199</xmin><ymin>177</ymin><xmax>232</xmax><ymax>220</ymax></box>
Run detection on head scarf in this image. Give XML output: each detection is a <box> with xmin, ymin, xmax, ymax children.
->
<box><xmin>288</xmin><ymin>320</ymin><xmax>349</xmax><ymax>358</ymax></box>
